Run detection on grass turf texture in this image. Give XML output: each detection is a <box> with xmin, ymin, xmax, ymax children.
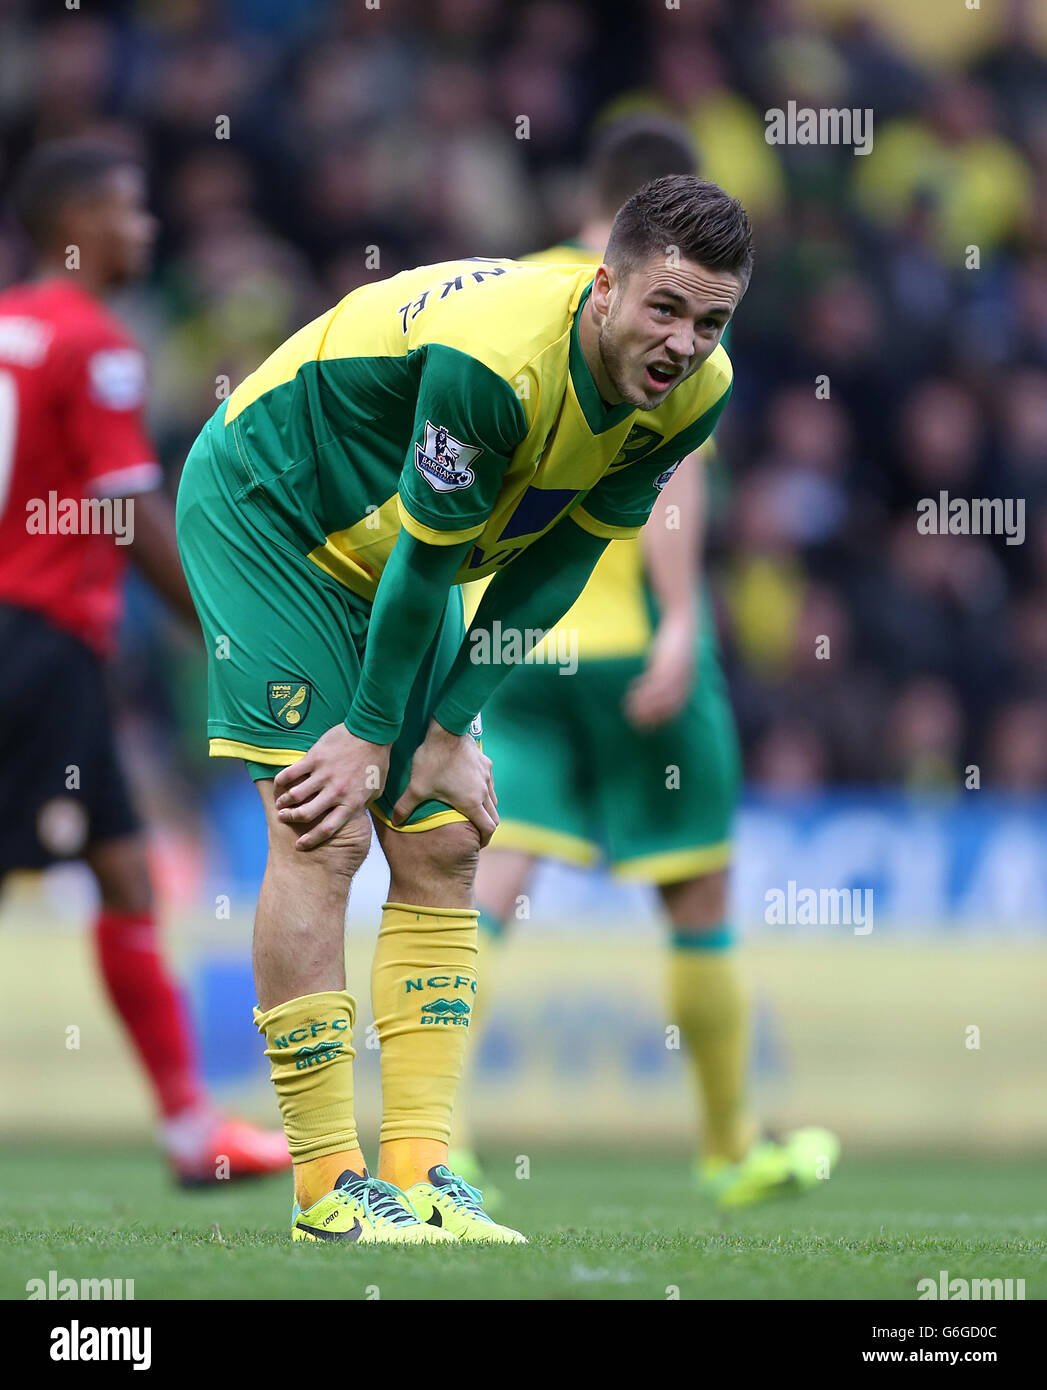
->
<box><xmin>1</xmin><ymin>1147</ymin><xmax>1043</xmax><ymax>1301</ymax></box>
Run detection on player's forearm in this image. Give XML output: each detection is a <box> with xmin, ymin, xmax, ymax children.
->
<box><xmin>433</xmin><ymin>519</ymin><xmax>608</xmax><ymax>734</ymax></box>
<box><xmin>344</xmin><ymin>529</ymin><xmax>473</xmax><ymax>745</ymax></box>
<box><xmin>127</xmin><ymin>489</ymin><xmax>200</xmax><ymax>630</ymax></box>
<box><xmin>641</xmin><ymin>446</ymin><xmax>705</xmax><ymax>633</ymax></box>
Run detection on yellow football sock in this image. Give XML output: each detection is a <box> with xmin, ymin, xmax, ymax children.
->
<box><xmin>253</xmin><ymin>990</ymin><xmax>362</xmax><ymax>1193</ymax></box>
<box><xmin>668</xmin><ymin>927</ymin><xmax>755</xmax><ymax>1162</ymax></box>
<box><xmin>379</xmin><ymin>1138</ymin><xmax>449</xmax><ymax>1191</ymax></box>
<box><xmin>371</xmin><ymin>901</ymin><xmax>478</xmax><ymax>1185</ymax></box>
<box><xmin>449</xmin><ymin>907</ymin><xmax>503</xmax><ymax>1154</ymax></box>
<box><xmin>293</xmin><ymin>1149</ymin><xmax>368</xmax><ymax>1208</ymax></box>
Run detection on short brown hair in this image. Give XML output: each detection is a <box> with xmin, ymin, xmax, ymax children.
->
<box><xmin>605</xmin><ymin>175</ymin><xmax>753</xmax><ymax>289</ymax></box>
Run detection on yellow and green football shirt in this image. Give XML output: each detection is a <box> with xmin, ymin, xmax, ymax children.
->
<box><xmin>465</xmin><ymin>243</ymin><xmax>719</xmax><ymax>659</ymax></box>
<box><xmin>217</xmin><ymin>257</ymin><xmax>732</xmax><ymax>604</ymax></box>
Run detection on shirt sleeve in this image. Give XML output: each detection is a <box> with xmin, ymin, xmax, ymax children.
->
<box><xmin>344</xmin><ymin>529</ymin><xmax>474</xmax><ymax>745</ymax></box>
<box><xmin>433</xmin><ymin>519</ymin><xmax>609</xmax><ymax>735</ymax></box>
<box><xmin>396</xmin><ymin>343</ymin><xmax>528</xmax><ymax>546</ymax></box>
<box><xmin>67</xmin><ymin>335</ymin><xmax>162</xmax><ymax>497</ymax></box>
<box><xmin>571</xmin><ymin>381</ymin><xmax>732</xmax><ymax>541</ymax></box>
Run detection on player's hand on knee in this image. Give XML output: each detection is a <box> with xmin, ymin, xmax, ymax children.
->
<box><xmin>393</xmin><ymin>721</ymin><xmax>498</xmax><ymax>846</ymax></box>
<box><xmin>273</xmin><ymin>723</ymin><xmax>390</xmax><ymax>850</ymax></box>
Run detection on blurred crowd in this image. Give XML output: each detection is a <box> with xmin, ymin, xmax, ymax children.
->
<box><xmin>1</xmin><ymin>0</ymin><xmax>1045</xmax><ymax>796</ymax></box>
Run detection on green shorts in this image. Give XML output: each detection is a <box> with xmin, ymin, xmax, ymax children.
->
<box><xmin>479</xmin><ymin>607</ymin><xmax>741</xmax><ymax>882</ymax></box>
<box><xmin>175</xmin><ymin>412</ymin><xmax>471</xmax><ymax>831</ymax></box>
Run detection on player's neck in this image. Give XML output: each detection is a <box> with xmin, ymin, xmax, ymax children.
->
<box><xmin>577</xmin><ymin>295</ymin><xmax>623</xmax><ymax>407</ymax></box>
<box><xmin>33</xmin><ymin>258</ymin><xmax>109</xmax><ymax>299</ymax></box>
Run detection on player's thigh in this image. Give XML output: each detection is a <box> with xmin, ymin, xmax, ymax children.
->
<box><xmin>177</xmin><ymin>431</ymin><xmax>367</xmax><ymax>772</ymax></box>
<box><xmin>478</xmin><ymin>662</ymin><xmax>599</xmax><ymax>868</ymax></box>
<box><xmin>0</xmin><ymin>605</ymin><xmax>140</xmax><ymax>873</ymax></box>
<box><xmin>586</xmin><ymin>653</ymin><xmax>742</xmax><ymax>882</ymax></box>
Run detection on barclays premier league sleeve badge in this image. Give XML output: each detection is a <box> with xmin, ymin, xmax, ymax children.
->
<box><xmin>415</xmin><ymin>420</ymin><xmax>483</xmax><ymax>493</ymax></box>
<box><xmin>654</xmin><ymin>461</ymin><xmax>682</xmax><ymax>491</ymax></box>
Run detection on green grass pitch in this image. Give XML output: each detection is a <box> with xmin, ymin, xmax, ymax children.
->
<box><xmin>1</xmin><ymin>1147</ymin><xmax>1044</xmax><ymax>1300</ymax></box>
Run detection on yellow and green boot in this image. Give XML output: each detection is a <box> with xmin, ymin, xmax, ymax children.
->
<box><xmin>292</xmin><ymin>1168</ymin><xmax>459</xmax><ymax>1244</ymax></box>
<box><xmin>404</xmin><ymin>1165</ymin><xmax>527</xmax><ymax>1244</ymax></box>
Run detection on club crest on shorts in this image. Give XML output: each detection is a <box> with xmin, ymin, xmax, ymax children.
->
<box><xmin>267</xmin><ymin>680</ymin><xmax>312</xmax><ymax>727</ymax></box>
<box><xmin>415</xmin><ymin>420</ymin><xmax>482</xmax><ymax>492</ymax></box>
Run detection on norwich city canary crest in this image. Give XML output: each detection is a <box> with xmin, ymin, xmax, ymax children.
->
<box><xmin>267</xmin><ymin>680</ymin><xmax>312</xmax><ymax>727</ymax></box>
<box><xmin>609</xmin><ymin>425</ymin><xmax>663</xmax><ymax>469</ymax></box>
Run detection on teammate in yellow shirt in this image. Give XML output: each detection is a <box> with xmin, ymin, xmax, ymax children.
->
<box><xmin>455</xmin><ymin>119</ymin><xmax>839</xmax><ymax>1208</ymax></box>
<box><xmin>177</xmin><ymin>173</ymin><xmax>750</xmax><ymax>1241</ymax></box>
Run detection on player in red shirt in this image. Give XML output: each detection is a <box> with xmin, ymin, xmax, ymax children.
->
<box><xmin>0</xmin><ymin>142</ymin><xmax>289</xmax><ymax>1184</ymax></box>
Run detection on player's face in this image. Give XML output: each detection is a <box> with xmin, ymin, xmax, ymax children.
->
<box><xmin>98</xmin><ymin>166</ymin><xmax>158</xmax><ymax>283</ymax></box>
<box><xmin>595</xmin><ymin>256</ymin><xmax>743</xmax><ymax>411</ymax></box>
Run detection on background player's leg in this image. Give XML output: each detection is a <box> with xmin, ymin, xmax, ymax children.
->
<box><xmin>252</xmin><ymin>778</ymin><xmax>372</xmax><ymax>1204</ymax></box>
<box><xmin>371</xmin><ymin>818</ymin><xmax>483</xmax><ymax>1189</ymax></box>
<box><xmin>659</xmin><ymin>869</ymin><xmax>755</xmax><ymax>1164</ymax></box>
<box><xmin>87</xmin><ymin>834</ymin><xmax>207</xmax><ymax>1125</ymax></box>
<box><xmin>474</xmin><ymin>848</ymin><xmax>535</xmax><ymax>924</ymax></box>
<box><xmin>471</xmin><ymin>846</ymin><xmax>534</xmax><ymax>1088</ymax></box>
<box><xmin>88</xmin><ymin>833</ymin><xmax>291</xmax><ymax>1183</ymax></box>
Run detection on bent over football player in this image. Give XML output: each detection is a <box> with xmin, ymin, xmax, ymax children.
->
<box><xmin>176</xmin><ymin>174</ymin><xmax>750</xmax><ymax>1242</ymax></box>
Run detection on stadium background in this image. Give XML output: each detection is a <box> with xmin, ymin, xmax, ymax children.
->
<box><xmin>1</xmin><ymin>0</ymin><xmax>1045</xmax><ymax>1156</ymax></box>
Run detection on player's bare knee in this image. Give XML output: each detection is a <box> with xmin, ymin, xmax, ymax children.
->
<box><xmin>660</xmin><ymin>868</ymin><xmax>728</xmax><ymax>931</ymax></box>
<box><xmin>432</xmin><ymin>820</ymin><xmax>482</xmax><ymax>888</ymax></box>
<box><xmin>385</xmin><ymin>820</ymin><xmax>481</xmax><ymax>897</ymax></box>
<box><xmin>314</xmin><ymin>817</ymin><xmax>373</xmax><ymax>879</ymax></box>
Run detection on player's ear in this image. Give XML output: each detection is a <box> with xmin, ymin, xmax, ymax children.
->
<box><xmin>591</xmin><ymin>263</ymin><xmax>615</xmax><ymax>318</ymax></box>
